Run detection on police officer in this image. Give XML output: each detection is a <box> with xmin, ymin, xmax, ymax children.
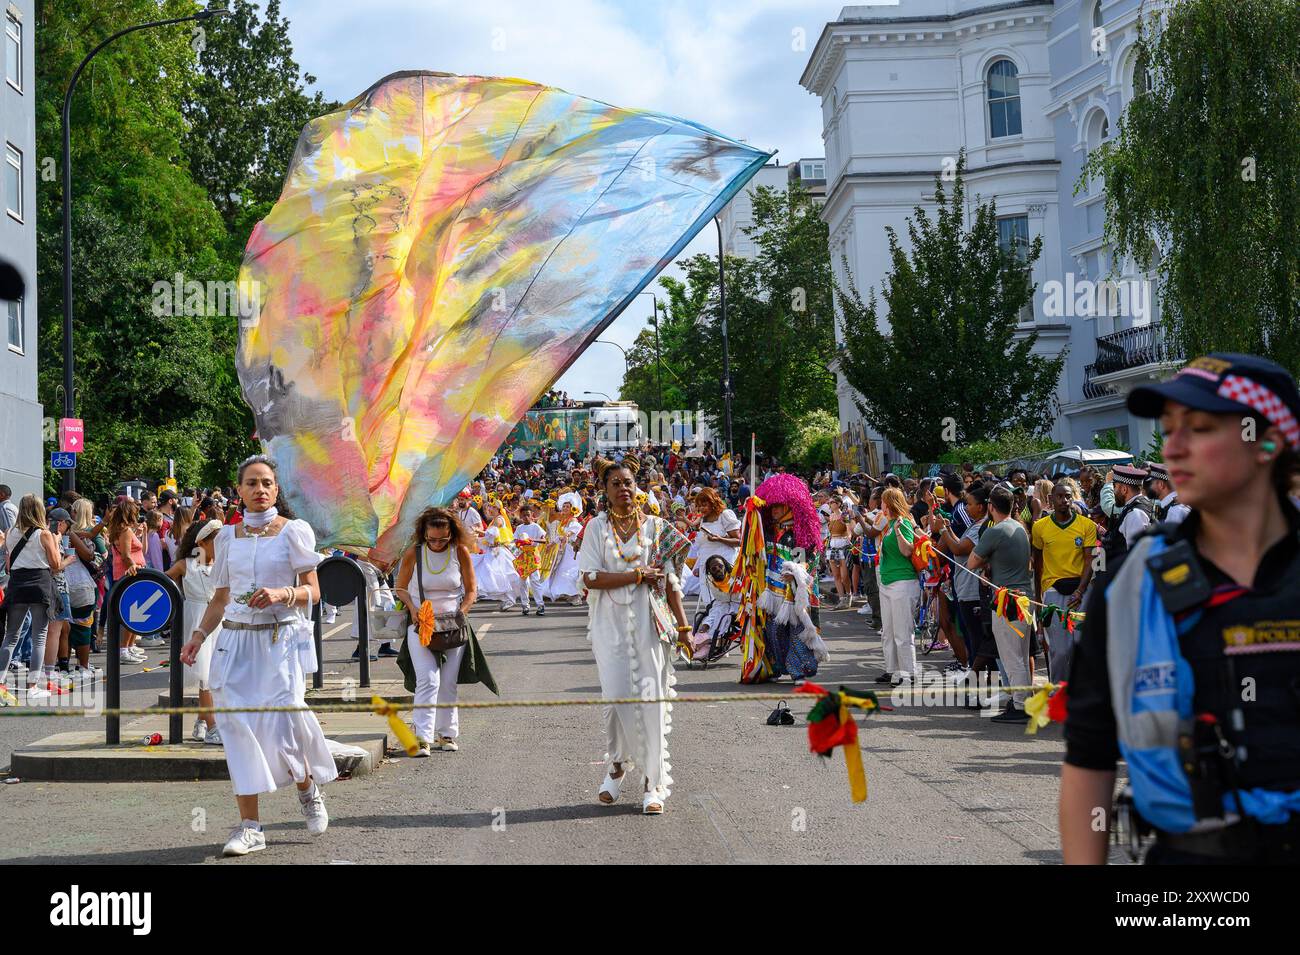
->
<box><xmin>1147</xmin><ymin>462</ymin><xmax>1192</xmax><ymax>524</ymax></box>
<box><xmin>1061</xmin><ymin>353</ymin><xmax>1300</xmax><ymax>864</ymax></box>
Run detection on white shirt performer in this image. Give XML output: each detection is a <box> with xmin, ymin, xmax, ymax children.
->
<box><xmin>579</xmin><ymin>458</ymin><xmax>690</xmax><ymax>815</ymax></box>
<box><xmin>181</xmin><ymin>455</ymin><xmax>335</xmax><ymax>858</ymax></box>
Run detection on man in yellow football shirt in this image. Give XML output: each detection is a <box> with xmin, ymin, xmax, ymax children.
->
<box><xmin>1031</xmin><ymin>482</ymin><xmax>1097</xmax><ymax>681</ymax></box>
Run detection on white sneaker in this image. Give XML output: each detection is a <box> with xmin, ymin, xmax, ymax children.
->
<box><xmin>191</xmin><ymin>717</ymin><xmax>207</xmax><ymax>741</ymax></box>
<box><xmin>413</xmin><ymin>738</ymin><xmax>432</xmax><ymax>757</ymax></box>
<box><xmin>222</xmin><ymin>825</ymin><xmax>266</xmax><ymax>857</ymax></box>
<box><xmin>24</xmin><ymin>686</ymin><xmax>51</xmax><ymax>703</ymax></box>
<box><xmin>856</xmin><ymin>605</ymin><xmax>872</xmax><ymax>615</ymax></box>
<box><xmin>435</xmin><ymin>736</ymin><xmax>459</xmax><ymax>752</ymax></box>
<box><xmin>136</xmin><ymin>636</ymin><xmax>164</xmax><ymax>649</ymax></box>
<box><xmin>119</xmin><ymin>649</ymin><xmax>142</xmax><ymax>665</ymax></box>
<box><xmin>299</xmin><ymin>786</ymin><xmax>328</xmax><ymax>835</ymax></box>
<box><xmin>204</xmin><ymin>726</ymin><xmax>223</xmax><ymax>746</ymax></box>
<box><xmin>129</xmin><ymin>648</ymin><xmax>147</xmax><ymax>661</ymax></box>
<box><xmin>322</xmin><ymin>610</ymin><xmax>338</xmax><ymax>624</ymax></box>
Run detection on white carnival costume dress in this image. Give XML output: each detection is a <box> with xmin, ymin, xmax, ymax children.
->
<box><xmin>577</xmin><ymin>513</ymin><xmax>679</xmax><ymax>802</ymax></box>
<box><xmin>208</xmin><ymin>518</ymin><xmax>338</xmax><ymax>796</ymax></box>
<box><xmin>543</xmin><ymin>517</ymin><xmax>583</xmax><ymax>599</ymax></box>
<box><xmin>472</xmin><ymin>516</ymin><xmax>518</xmax><ymax>601</ymax></box>
<box><xmin>182</xmin><ymin>555</ymin><xmax>217</xmax><ymax>691</ymax></box>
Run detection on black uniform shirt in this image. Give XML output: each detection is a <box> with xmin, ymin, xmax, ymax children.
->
<box><xmin>1064</xmin><ymin>495</ymin><xmax>1300</xmax><ymax>772</ymax></box>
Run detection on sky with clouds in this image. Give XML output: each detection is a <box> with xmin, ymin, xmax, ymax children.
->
<box><xmin>274</xmin><ymin>0</ymin><xmax>845</xmax><ymax>401</ymax></box>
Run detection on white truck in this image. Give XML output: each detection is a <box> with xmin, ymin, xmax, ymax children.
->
<box><xmin>588</xmin><ymin>402</ymin><xmax>643</xmax><ymax>456</ymax></box>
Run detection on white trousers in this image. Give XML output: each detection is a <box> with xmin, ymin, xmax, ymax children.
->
<box><xmin>514</xmin><ymin>572</ymin><xmax>543</xmax><ymax>608</ymax></box>
<box><xmin>879</xmin><ymin>578</ymin><xmax>919</xmax><ymax>678</ymax></box>
<box><xmin>406</xmin><ymin>637</ymin><xmax>465</xmax><ymax>741</ymax></box>
<box><xmin>991</xmin><ymin>613</ymin><xmax>1031</xmax><ymax>706</ymax></box>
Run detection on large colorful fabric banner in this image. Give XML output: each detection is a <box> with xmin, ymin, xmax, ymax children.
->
<box><xmin>237</xmin><ymin>71</ymin><xmax>771</xmax><ymax>561</ymax></box>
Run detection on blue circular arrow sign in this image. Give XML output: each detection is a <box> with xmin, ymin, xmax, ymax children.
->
<box><xmin>117</xmin><ymin>578</ymin><xmax>174</xmax><ymax>632</ymax></box>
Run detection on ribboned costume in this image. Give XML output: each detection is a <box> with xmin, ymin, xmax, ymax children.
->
<box><xmin>208</xmin><ymin>518</ymin><xmax>337</xmax><ymax>796</ymax></box>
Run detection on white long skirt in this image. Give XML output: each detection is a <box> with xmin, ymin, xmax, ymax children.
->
<box><xmin>183</xmin><ymin>598</ymin><xmax>214</xmax><ymax>691</ymax></box>
<box><xmin>588</xmin><ymin>587</ymin><xmax>675</xmax><ymax>798</ymax></box>
<box><xmin>208</xmin><ymin>618</ymin><xmax>338</xmax><ymax>796</ymax></box>
<box><xmin>544</xmin><ymin>545</ymin><xmax>582</xmax><ymax>599</ymax></box>
<box><xmin>473</xmin><ymin>546</ymin><xmax>518</xmax><ymax>600</ymax></box>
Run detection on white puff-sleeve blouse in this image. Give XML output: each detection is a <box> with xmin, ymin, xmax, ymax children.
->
<box><xmin>211</xmin><ymin>519</ymin><xmax>322</xmax><ymax>624</ymax></box>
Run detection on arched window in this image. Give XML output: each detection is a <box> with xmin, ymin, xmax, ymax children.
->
<box><xmin>1088</xmin><ymin>0</ymin><xmax>1106</xmax><ymax>59</ymax></box>
<box><xmin>987</xmin><ymin>60</ymin><xmax>1022</xmax><ymax>139</ymax></box>
<box><xmin>1084</xmin><ymin>110</ymin><xmax>1110</xmax><ymax>194</ymax></box>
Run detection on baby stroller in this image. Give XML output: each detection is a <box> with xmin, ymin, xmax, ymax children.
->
<box><xmin>683</xmin><ymin>556</ymin><xmax>743</xmax><ymax>669</ymax></box>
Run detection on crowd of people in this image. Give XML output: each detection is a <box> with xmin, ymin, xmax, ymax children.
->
<box><xmin>8</xmin><ymin>349</ymin><xmax>1300</xmax><ymax>860</ymax></box>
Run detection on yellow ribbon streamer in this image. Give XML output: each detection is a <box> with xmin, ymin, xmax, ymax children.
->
<box><xmin>838</xmin><ymin>700</ymin><xmax>868</xmax><ymax>803</ymax></box>
<box><xmin>373</xmin><ymin>695</ymin><xmax>420</xmax><ymax>755</ymax></box>
<box><xmin>1022</xmin><ymin>686</ymin><xmax>1052</xmax><ymax>735</ymax></box>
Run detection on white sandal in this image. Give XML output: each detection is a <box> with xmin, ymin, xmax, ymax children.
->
<box><xmin>598</xmin><ymin>769</ymin><xmax>624</xmax><ymax>805</ymax></box>
<box><xmin>642</xmin><ymin>790</ymin><xmax>665</xmax><ymax>815</ymax></box>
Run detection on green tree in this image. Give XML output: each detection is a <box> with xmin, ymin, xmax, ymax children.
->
<box><xmin>620</xmin><ymin>182</ymin><xmax>838</xmax><ymax>458</ymax></box>
<box><xmin>183</xmin><ymin>0</ymin><xmax>339</xmax><ymax>254</ymax></box>
<box><xmin>1082</xmin><ymin>0</ymin><xmax>1300</xmax><ymax>373</ymax></box>
<box><xmin>837</xmin><ymin>153</ymin><xmax>1065</xmax><ymax>462</ymax></box>
<box><xmin>786</xmin><ymin>409</ymin><xmax>839</xmax><ymax>471</ymax></box>
<box><xmin>35</xmin><ymin>0</ymin><xmax>330</xmax><ymax>495</ymax></box>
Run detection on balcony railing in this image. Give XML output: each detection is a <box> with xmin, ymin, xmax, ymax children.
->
<box><xmin>1093</xmin><ymin>325</ymin><xmax>1182</xmax><ymax>376</ymax></box>
<box><xmin>1082</xmin><ymin>363</ymin><xmax>1116</xmax><ymax>400</ymax></box>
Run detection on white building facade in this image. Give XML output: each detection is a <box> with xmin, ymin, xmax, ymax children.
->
<box><xmin>1</xmin><ymin>0</ymin><xmax>40</xmax><ymax>499</ymax></box>
<box><xmin>802</xmin><ymin>0</ymin><xmax>1174</xmax><ymax>468</ymax></box>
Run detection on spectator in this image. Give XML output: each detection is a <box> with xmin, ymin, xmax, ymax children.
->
<box><xmin>0</xmin><ymin>495</ymin><xmax>69</xmax><ymax>701</ymax></box>
<box><xmin>1031</xmin><ymin>482</ymin><xmax>1097</xmax><ymax>681</ymax></box>
<box><xmin>875</xmin><ymin>487</ymin><xmax>919</xmax><ymax>688</ymax></box>
<box><xmin>967</xmin><ymin>485</ymin><xmax>1033</xmax><ymax>723</ymax></box>
<box><xmin>106</xmin><ymin>499</ymin><xmax>148</xmax><ymax>665</ymax></box>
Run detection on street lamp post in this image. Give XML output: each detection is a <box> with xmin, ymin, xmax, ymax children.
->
<box><xmin>593</xmin><ymin>339</ymin><xmax>629</xmax><ymax>379</ymax></box>
<box><xmin>60</xmin><ymin>7</ymin><xmax>230</xmax><ymax>492</ymax></box>
<box><xmin>638</xmin><ymin>290</ymin><xmax>663</xmax><ymax>410</ymax></box>
<box><xmin>713</xmin><ymin>217</ymin><xmax>733</xmax><ymax>458</ymax></box>
<box><xmin>583</xmin><ymin>391</ymin><xmax>611</xmax><ymax>402</ymax></box>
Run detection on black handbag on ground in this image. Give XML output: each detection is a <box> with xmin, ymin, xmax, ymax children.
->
<box><xmin>766</xmin><ymin>700</ymin><xmax>795</xmax><ymax>726</ymax></box>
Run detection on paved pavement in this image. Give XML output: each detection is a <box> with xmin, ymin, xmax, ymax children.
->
<box><xmin>0</xmin><ymin>598</ymin><xmax>1116</xmax><ymax>864</ymax></box>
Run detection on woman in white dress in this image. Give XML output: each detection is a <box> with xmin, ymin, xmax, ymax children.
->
<box><xmin>181</xmin><ymin>456</ymin><xmax>335</xmax><ymax>858</ymax></box>
<box><xmin>542</xmin><ymin>501</ymin><xmax>583</xmax><ymax>604</ymax></box>
<box><xmin>166</xmin><ymin>516</ymin><xmax>222</xmax><ymax>744</ymax></box>
<box><xmin>394</xmin><ymin>507</ymin><xmax>477</xmax><ymax>756</ymax></box>
<box><xmin>471</xmin><ymin>501</ymin><xmax>517</xmax><ymax>608</ymax></box>
<box><xmin>579</xmin><ymin>458</ymin><xmax>691</xmax><ymax>815</ymax></box>
<box><xmin>691</xmin><ymin>488</ymin><xmax>742</xmax><ymax>613</ymax></box>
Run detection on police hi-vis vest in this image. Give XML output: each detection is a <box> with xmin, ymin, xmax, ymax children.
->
<box><xmin>1106</xmin><ymin>535</ymin><xmax>1300</xmax><ymax>833</ymax></box>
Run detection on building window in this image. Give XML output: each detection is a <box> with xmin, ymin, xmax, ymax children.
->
<box><xmin>987</xmin><ymin>60</ymin><xmax>1022</xmax><ymax>139</ymax></box>
<box><xmin>6</xmin><ymin>297</ymin><xmax>21</xmax><ymax>354</ymax></box>
<box><xmin>4</xmin><ymin>144</ymin><xmax>19</xmax><ymax>221</ymax></box>
<box><xmin>801</xmin><ymin>160</ymin><xmax>825</xmax><ymax>180</ymax></box>
<box><xmin>998</xmin><ymin>215</ymin><xmax>1030</xmax><ymax>259</ymax></box>
<box><xmin>1092</xmin><ymin>1</ymin><xmax>1104</xmax><ymax>58</ymax></box>
<box><xmin>1084</xmin><ymin>112</ymin><xmax>1110</xmax><ymax>194</ymax></box>
<box><xmin>4</xmin><ymin>12</ymin><xmax>18</xmax><ymax>91</ymax></box>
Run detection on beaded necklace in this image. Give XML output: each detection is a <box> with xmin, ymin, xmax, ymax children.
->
<box><xmin>604</xmin><ymin>511</ymin><xmax>646</xmax><ymax>568</ymax></box>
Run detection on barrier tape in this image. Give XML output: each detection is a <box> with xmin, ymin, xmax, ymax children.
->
<box><xmin>0</xmin><ymin>685</ymin><xmax>1060</xmax><ymax>719</ymax></box>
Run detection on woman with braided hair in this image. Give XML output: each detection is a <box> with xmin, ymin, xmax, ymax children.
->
<box><xmin>578</xmin><ymin>456</ymin><xmax>691</xmax><ymax>814</ymax></box>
